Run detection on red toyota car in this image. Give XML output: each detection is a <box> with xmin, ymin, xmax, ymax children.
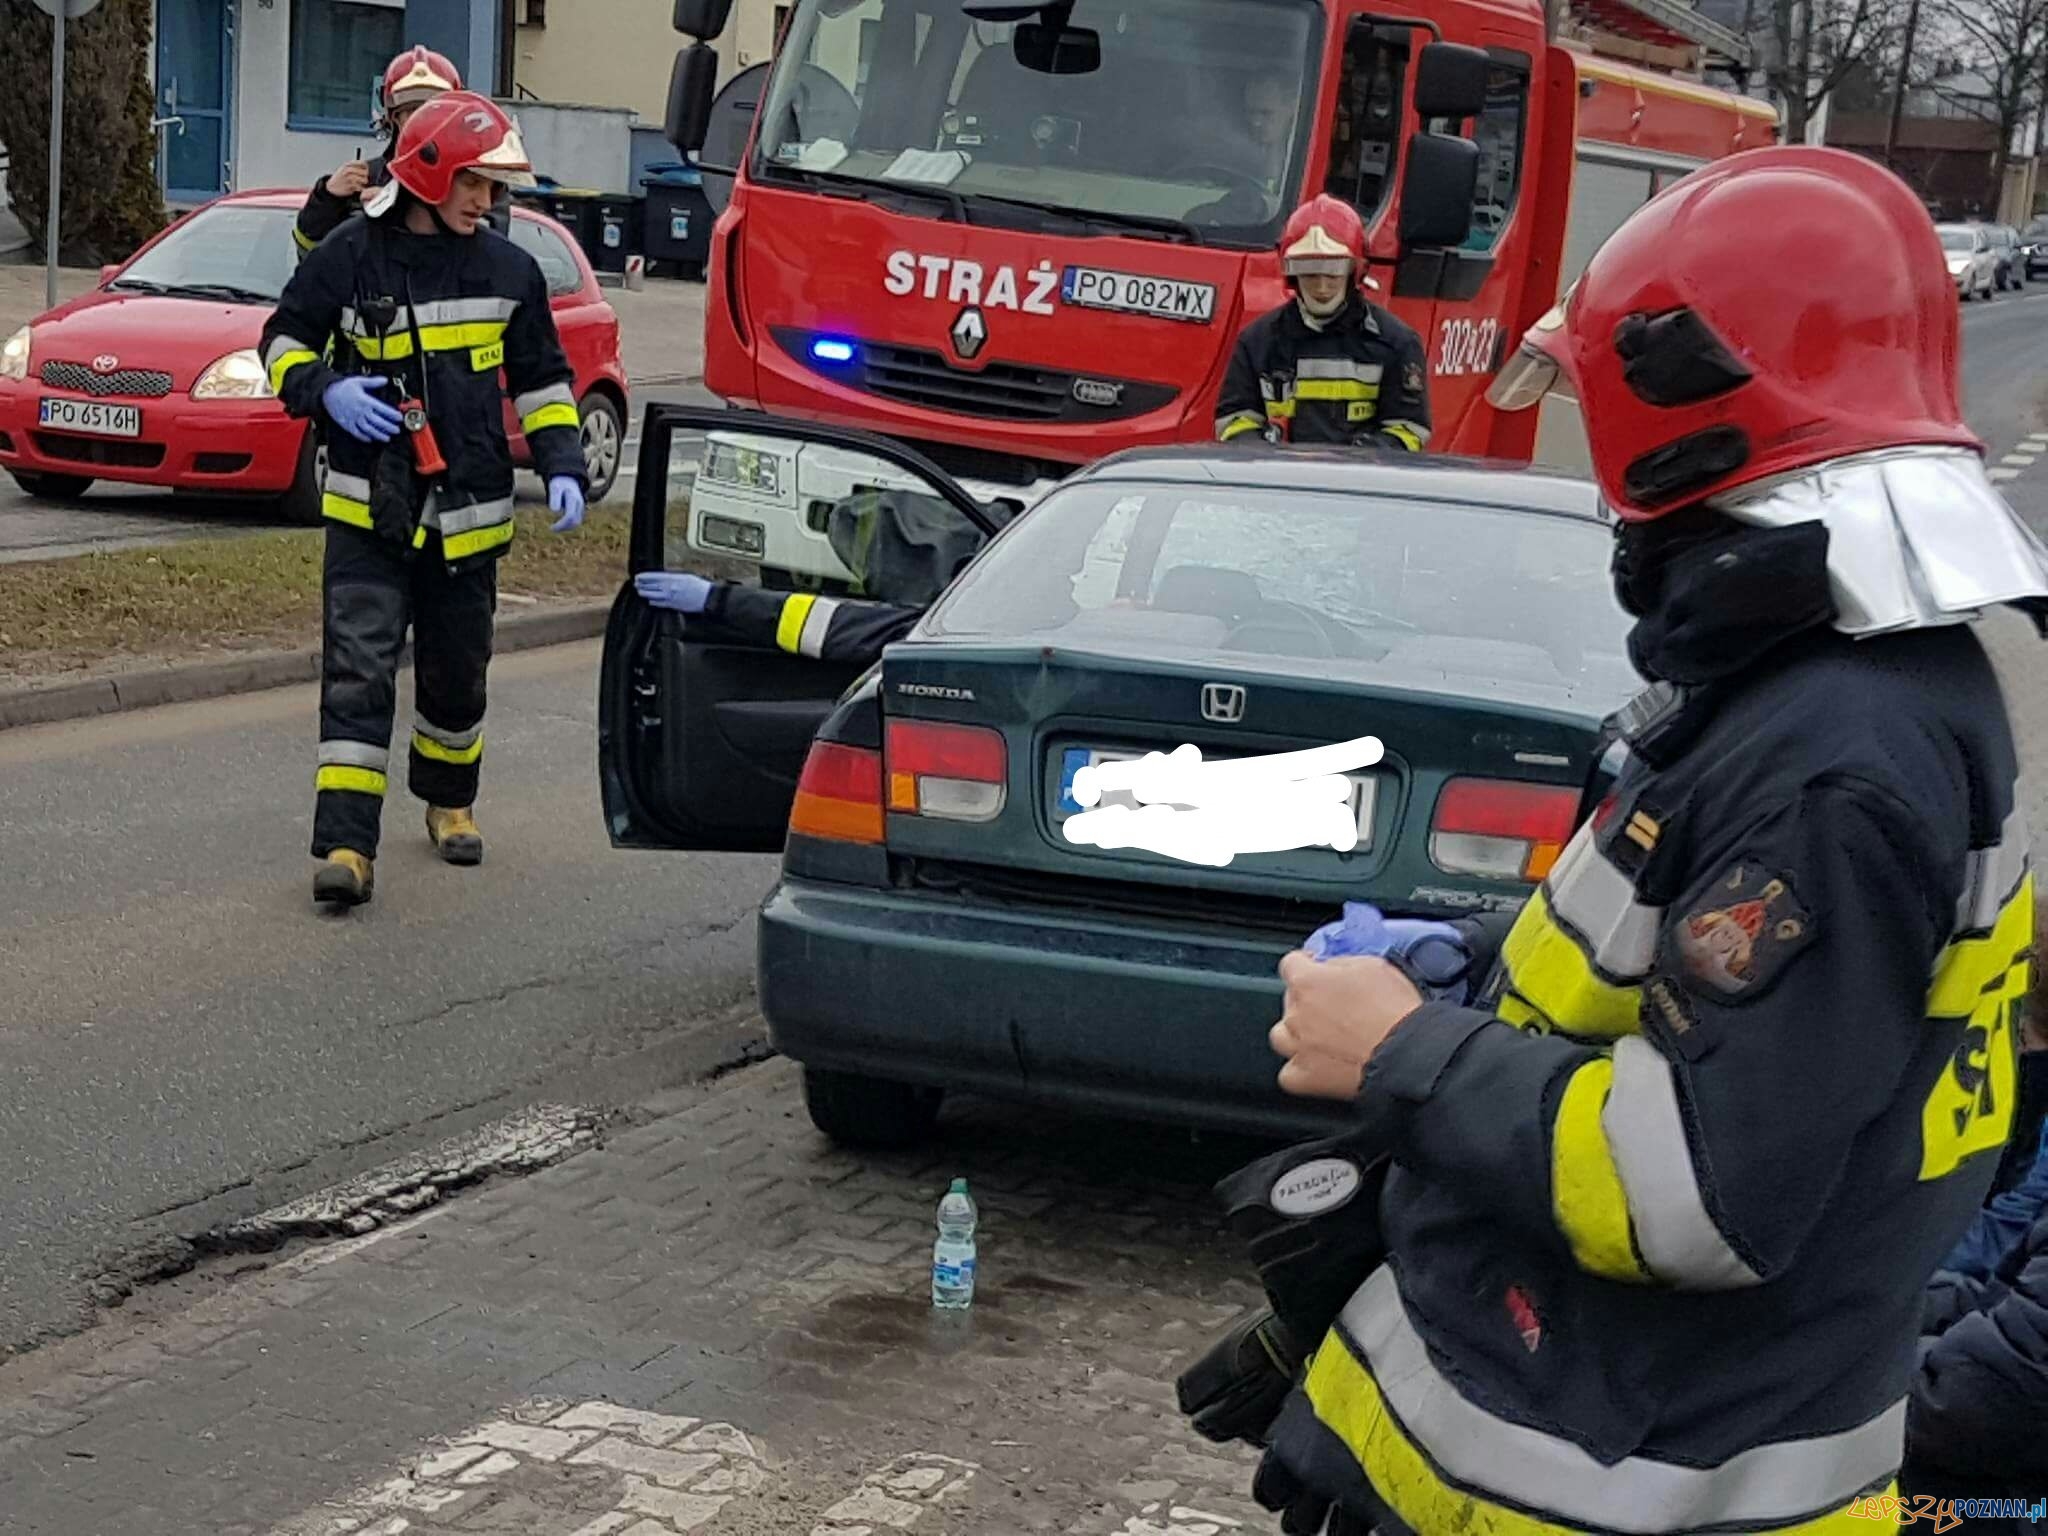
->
<box><xmin>0</xmin><ymin>189</ymin><xmax>630</xmax><ymax>520</ymax></box>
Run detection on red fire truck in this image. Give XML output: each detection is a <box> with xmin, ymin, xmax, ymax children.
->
<box><xmin>663</xmin><ymin>0</ymin><xmax>1778</xmax><ymax>586</ymax></box>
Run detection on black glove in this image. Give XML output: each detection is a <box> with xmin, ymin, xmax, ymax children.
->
<box><xmin>1175</xmin><ymin>1308</ymin><xmax>1300</xmax><ymax>1448</ymax></box>
<box><xmin>369</xmin><ymin>441</ymin><xmax>425</xmax><ymax>551</ymax></box>
<box><xmin>1254</xmin><ymin>1451</ymin><xmax>1335</xmax><ymax>1534</ymax></box>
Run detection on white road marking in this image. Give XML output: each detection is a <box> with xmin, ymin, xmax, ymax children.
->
<box><xmin>1993</xmin><ymin>468</ymin><xmax>2024</xmax><ymax>483</ymax></box>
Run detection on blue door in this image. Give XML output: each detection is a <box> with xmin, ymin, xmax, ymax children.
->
<box><xmin>157</xmin><ymin>0</ymin><xmax>235</xmax><ymax>201</ymax></box>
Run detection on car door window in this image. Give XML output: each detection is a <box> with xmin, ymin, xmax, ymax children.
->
<box><xmin>510</xmin><ymin>218</ymin><xmax>585</xmax><ymax>298</ymax></box>
<box><xmin>1324</xmin><ymin>20</ymin><xmax>1409</xmax><ymax>228</ymax></box>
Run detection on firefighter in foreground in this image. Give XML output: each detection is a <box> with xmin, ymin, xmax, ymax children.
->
<box><xmin>295</xmin><ymin>47</ymin><xmax>507</xmax><ymax>255</ymax></box>
<box><xmin>1215</xmin><ymin>146</ymin><xmax>2048</xmax><ymax>1533</ymax></box>
<box><xmin>1214</xmin><ymin>194</ymin><xmax>1430</xmax><ymax>451</ymax></box>
<box><xmin>261</xmin><ymin>92</ymin><xmax>589</xmax><ymax>908</ymax></box>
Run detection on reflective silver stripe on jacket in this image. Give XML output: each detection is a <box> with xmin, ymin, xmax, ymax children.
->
<box><xmin>324</xmin><ymin>471</ymin><xmax>372</xmax><ymax>505</ymax></box>
<box><xmin>1296</xmin><ymin>358</ymin><xmax>1385</xmax><ymax>384</ymax></box>
<box><xmin>1542</xmin><ymin>825</ymin><xmax>1662</xmax><ymax>979</ymax></box>
<box><xmin>1381</xmin><ymin>418</ymin><xmax>1432</xmax><ymax>446</ymax></box>
<box><xmin>1955</xmin><ymin>805</ymin><xmax>2030</xmax><ymax>935</ymax></box>
<box><xmin>318</xmin><ymin>740</ymin><xmax>390</xmax><ymax>772</ymax></box>
<box><xmin>1605</xmin><ymin>1036</ymin><xmax>1764</xmax><ymax>1288</ymax></box>
<box><xmin>422</xmin><ymin>496</ymin><xmax>517</xmax><ymax>536</ymax></box>
<box><xmin>1339</xmin><ymin>1266</ymin><xmax>1904</xmax><ymax>1532</ymax></box>
<box><xmin>338</xmin><ymin>297</ymin><xmax>521</xmax><ymax>334</ymax></box>
<box><xmin>798</xmin><ymin>597</ymin><xmax>842</xmax><ymax>658</ymax></box>
<box><xmin>414</xmin><ymin>715</ymin><xmax>482</xmax><ymax>752</ymax></box>
<box><xmin>262</xmin><ymin>334</ymin><xmax>319</xmax><ymax>372</ymax></box>
<box><xmin>514</xmin><ymin>382</ymin><xmax>576</xmax><ymax>419</ymax></box>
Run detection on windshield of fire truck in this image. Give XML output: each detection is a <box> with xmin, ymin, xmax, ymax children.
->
<box><xmin>752</xmin><ymin>0</ymin><xmax>1322</xmax><ymax>248</ymax></box>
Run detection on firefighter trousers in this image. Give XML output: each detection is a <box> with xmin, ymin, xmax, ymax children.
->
<box><xmin>313</xmin><ymin>524</ymin><xmax>496</xmax><ymax>859</ymax></box>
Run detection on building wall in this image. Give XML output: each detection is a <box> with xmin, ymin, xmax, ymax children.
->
<box><xmin>513</xmin><ymin>0</ymin><xmax>783</xmax><ymax>125</ymax></box>
<box><xmin>232</xmin><ymin>0</ymin><xmax>386</xmax><ymax>193</ymax></box>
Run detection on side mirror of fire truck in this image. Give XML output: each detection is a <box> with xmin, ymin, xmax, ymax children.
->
<box><xmin>1398</xmin><ymin>132</ymin><xmax>1481</xmax><ymax>250</ymax></box>
<box><xmin>672</xmin><ymin>0</ymin><xmax>734</xmax><ymax>40</ymax></box>
<box><xmin>1413</xmin><ymin>40</ymin><xmax>1491</xmax><ymax>120</ymax></box>
<box><xmin>667</xmin><ymin>44</ymin><xmax>720</xmax><ymax>154</ymax></box>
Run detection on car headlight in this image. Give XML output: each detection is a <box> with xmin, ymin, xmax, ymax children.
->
<box><xmin>191</xmin><ymin>348</ymin><xmax>275</xmax><ymax>400</ymax></box>
<box><xmin>701</xmin><ymin>439</ymin><xmax>787</xmax><ymax>496</ymax></box>
<box><xmin>0</xmin><ymin>326</ymin><xmax>30</xmax><ymax>382</ymax></box>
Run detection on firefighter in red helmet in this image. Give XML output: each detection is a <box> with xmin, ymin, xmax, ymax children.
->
<box><xmin>295</xmin><ymin>47</ymin><xmax>506</xmax><ymax>255</ymax></box>
<box><xmin>1214</xmin><ymin>194</ymin><xmax>1430</xmax><ymax>451</ymax></box>
<box><xmin>1193</xmin><ymin>145</ymin><xmax>2048</xmax><ymax>1535</ymax></box>
<box><xmin>261</xmin><ymin>92</ymin><xmax>589</xmax><ymax>909</ymax></box>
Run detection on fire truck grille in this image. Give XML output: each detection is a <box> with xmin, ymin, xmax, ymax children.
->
<box><xmin>41</xmin><ymin>361</ymin><xmax>175</xmax><ymax>398</ymax></box>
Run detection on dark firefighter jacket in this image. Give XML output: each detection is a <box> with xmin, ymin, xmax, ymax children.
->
<box><xmin>1214</xmin><ymin>295</ymin><xmax>1430</xmax><ymax>451</ymax></box>
<box><xmin>296</xmin><ymin>153</ymin><xmax>510</xmax><ymax>255</ymax></box>
<box><xmin>260</xmin><ymin>215</ymin><xmax>586</xmax><ymax>570</ymax></box>
<box><xmin>1261</xmin><ymin>521</ymin><xmax>2032</xmax><ymax>1535</ymax></box>
<box><xmin>1904</xmin><ymin>1205</ymin><xmax>2048</xmax><ymax>1524</ymax></box>
<box><xmin>696</xmin><ymin>585</ymin><xmax>923</xmax><ymax>665</ymax></box>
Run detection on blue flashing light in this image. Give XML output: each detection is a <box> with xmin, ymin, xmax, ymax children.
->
<box><xmin>811</xmin><ymin>337</ymin><xmax>857</xmax><ymax>363</ymax></box>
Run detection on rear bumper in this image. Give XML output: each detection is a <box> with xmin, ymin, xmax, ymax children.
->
<box><xmin>0</xmin><ymin>384</ymin><xmax>305</xmax><ymax>493</ymax></box>
<box><xmin>759</xmin><ymin>875</ymin><xmax>1354</xmax><ymax>1141</ymax></box>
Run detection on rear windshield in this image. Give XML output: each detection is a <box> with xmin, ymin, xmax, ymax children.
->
<box><xmin>922</xmin><ymin>479</ymin><xmax>1642</xmax><ymax>706</ymax></box>
<box><xmin>1938</xmin><ymin>227</ymin><xmax>1978</xmax><ymax>252</ymax></box>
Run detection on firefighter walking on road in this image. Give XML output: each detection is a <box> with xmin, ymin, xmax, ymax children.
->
<box><xmin>1214</xmin><ymin>194</ymin><xmax>1430</xmax><ymax>451</ymax></box>
<box><xmin>260</xmin><ymin>92</ymin><xmax>590</xmax><ymax>910</ymax></box>
<box><xmin>1235</xmin><ymin>147</ymin><xmax>2048</xmax><ymax>1534</ymax></box>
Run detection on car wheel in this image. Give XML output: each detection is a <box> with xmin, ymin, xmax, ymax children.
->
<box><xmin>801</xmin><ymin>1067</ymin><xmax>944</xmax><ymax>1150</ymax></box>
<box><xmin>276</xmin><ymin>430</ymin><xmax>325</xmax><ymax>526</ymax></box>
<box><xmin>579</xmin><ymin>392</ymin><xmax>624</xmax><ymax>504</ymax></box>
<box><xmin>9</xmin><ymin>470</ymin><xmax>93</xmax><ymax>499</ymax></box>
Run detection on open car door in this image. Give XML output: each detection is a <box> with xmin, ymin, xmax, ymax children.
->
<box><xmin>598</xmin><ymin>405</ymin><xmax>1004</xmax><ymax>853</ymax></box>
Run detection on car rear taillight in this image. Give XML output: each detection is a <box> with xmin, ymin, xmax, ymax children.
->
<box><xmin>789</xmin><ymin>741</ymin><xmax>884</xmax><ymax>845</ymax></box>
<box><xmin>1429</xmin><ymin>777</ymin><xmax>1579</xmax><ymax>882</ymax></box>
<box><xmin>885</xmin><ymin>720</ymin><xmax>1006</xmax><ymax>822</ymax></box>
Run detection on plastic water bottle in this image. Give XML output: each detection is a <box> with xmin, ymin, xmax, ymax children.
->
<box><xmin>931</xmin><ymin>1178</ymin><xmax>978</xmax><ymax>1310</ymax></box>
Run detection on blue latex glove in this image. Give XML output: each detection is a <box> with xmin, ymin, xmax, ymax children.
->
<box><xmin>634</xmin><ymin>571</ymin><xmax>715</xmax><ymax>613</ymax></box>
<box><xmin>548</xmin><ymin>475</ymin><xmax>586</xmax><ymax>533</ymax></box>
<box><xmin>322</xmin><ymin>376</ymin><xmax>402</xmax><ymax>444</ymax></box>
<box><xmin>1303</xmin><ymin>901</ymin><xmax>1472</xmax><ymax>1004</ymax></box>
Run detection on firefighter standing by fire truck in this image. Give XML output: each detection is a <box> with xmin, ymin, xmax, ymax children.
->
<box><xmin>1214</xmin><ymin>195</ymin><xmax>1431</xmax><ymax>452</ymax></box>
<box><xmin>295</xmin><ymin>47</ymin><xmax>508</xmax><ymax>254</ymax></box>
<box><xmin>1191</xmin><ymin>146</ymin><xmax>2048</xmax><ymax>1534</ymax></box>
<box><xmin>260</xmin><ymin>92</ymin><xmax>589</xmax><ymax>909</ymax></box>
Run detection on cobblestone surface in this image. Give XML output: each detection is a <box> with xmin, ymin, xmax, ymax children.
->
<box><xmin>0</xmin><ymin>1056</ymin><xmax>1277</xmax><ymax>1535</ymax></box>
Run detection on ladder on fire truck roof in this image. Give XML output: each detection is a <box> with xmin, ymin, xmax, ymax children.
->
<box><xmin>1548</xmin><ymin>0</ymin><xmax>1754</xmax><ymax>80</ymax></box>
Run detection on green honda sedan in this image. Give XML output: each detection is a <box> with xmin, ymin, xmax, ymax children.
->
<box><xmin>600</xmin><ymin>407</ymin><xmax>1640</xmax><ymax>1149</ymax></box>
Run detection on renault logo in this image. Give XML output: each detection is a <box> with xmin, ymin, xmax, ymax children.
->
<box><xmin>1201</xmin><ymin>682</ymin><xmax>1247</xmax><ymax>723</ymax></box>
<box><xmin>950</xmin><ymin>306</ymin><xmax>988</xmax><ymax>361</ymax></box>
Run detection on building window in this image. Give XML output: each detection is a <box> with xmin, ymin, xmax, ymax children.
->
<box><xmin>288</xmin><ymin>0</ymin><xmax>406</xmax><ymax>130</ymax></box>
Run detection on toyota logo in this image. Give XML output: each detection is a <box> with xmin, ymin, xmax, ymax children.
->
<box><xmin>950</xmin><ymin>306</ymin><xmax>988</xmax><ymax>361</ymax></box>
<box><xmin>1200</xmin><ymin>683</ymin><xmax>1247</xmax><ymax>723</ymax></box>
<box><xmin>92</xmin><ymin>355</ymin><xmax>119</xmax><ymax>374</ymax></box>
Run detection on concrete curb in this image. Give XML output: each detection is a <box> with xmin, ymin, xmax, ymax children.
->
<box><xmin>0</xmin><ymin>601</ymin><xmax>611</xmax><ymax>734</ymax></box>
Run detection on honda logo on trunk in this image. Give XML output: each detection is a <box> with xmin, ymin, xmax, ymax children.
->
<box><xmin>1201</xmin><ymin>683</ymin><xmax>1247</xmax><ymax>723</ymax></box>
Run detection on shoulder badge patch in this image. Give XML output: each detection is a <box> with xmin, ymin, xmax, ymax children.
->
<box><xmin>1404</xmin><ymin>360</ymin><xmax>1425</xmax><ymax>396</ymax></box>
<box><xmin>1673</xmin><ymin>862</ymin><xmax>1814</xmax><ymax>999</ymax></box>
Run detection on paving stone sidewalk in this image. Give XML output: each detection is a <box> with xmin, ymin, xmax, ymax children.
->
<box><xmin>0</xmin><ymin>1056</ymin><xmax>1279</xmax><ymax>1536</ymax></box>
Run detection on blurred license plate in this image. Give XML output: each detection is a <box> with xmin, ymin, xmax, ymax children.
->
<box><xmin>1055</xmin><ymin>747</ymin><xmax>1377</xmax><ymax>846</ymax></box>
<box><xmin>40</xmin><ymin>398</ymin><xmax>140</xmax><ymax>437</ymax></box>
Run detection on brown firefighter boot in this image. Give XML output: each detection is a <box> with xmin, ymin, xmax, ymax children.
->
<box><xmin>313</xmin><ymin>849</ymin><xmax>375</xmax><ymax>908</ymax></box>
<box><xmin>426</xmin><ymin>806</ymin><xmax>484</xmax><ymax>866</ymax></box>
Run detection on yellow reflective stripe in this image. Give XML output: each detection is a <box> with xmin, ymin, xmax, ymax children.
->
<box><xmin>412</xmin><ymin>729</ymin><xmax>484</xmax><ymax>766</ymax></box>
<box><xmin>1920</xmin><ymin>874</ymin><xmax>2033</xmax><ymax>1180</ymax></box>
<box><xmin>1294</xmin><ymin>377</ymin><xmax>1380</xmax><ymax>401</ymax></box>
<box><xmin>521</xmin><ymin>401</ymin><xmax>581</xmax><ymax>434</ymax></box>
<box><xmin>317</xmin><ymin>765</ymin><xmax>388</xmax><ymax>797</ymax></box>
<box><xmin>268</xmin><ymin>349</ymin><xmax>318</xmax><ymax>393</ymax></box>
<box><xmin>1552</xmin><ymin>1057</ymin><xmax>1653</xmax><ymax>1284</ymax></box>
<box><xmin>293</xmin><ymin>224</ymin><xmax>318</xmax><ymax>252</ymax></box>
<box><xmin>776</xmin><ymin>593</ymin><xmax>819</xmax><ymax>655</ymax></box>
<box><xmin>1496</xmin><ymin>888</ymin><xmax>1644</xmax><ymax>1040</ymax></box>
<box><xmin>1264</xmin><ymin>399</ymin><xmax>1296</xmax><ymax>420</ymax></box>
<box><xmin>1927</xmin><ymin>873</ymin><xmax>2032</xmax><ymax>1017</ymax></box>
<box><xmin>1217</xmin><ymin>413</ymin><xmax>1264</xmax><ymax>440</ymax></box>
<box><xmin>1302</xmin><ymin>1324</ymin><xmax>1898</xmax><ymax>1536</ymax></box>
<box><xmin>441</xmin><ymin>519</ymin><xmax>515</xmax><ymax>562</ymax></box>
<box><xmin>350</xmin><ymin>321</ymin><xmax>510</xmax><ymax>360</ymax></box>
<box><xmin>1383</xmin><ymin>422</ymin><xmax>1426</xmax><ymax>451</ymax></box>
<box><xmin>322</xmin><ymin>492</ymin><xmax>374</xmax><ymax>530</ymax></box>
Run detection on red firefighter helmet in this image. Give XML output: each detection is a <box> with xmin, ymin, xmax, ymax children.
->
<box><xmin>382</xmin><ymin>47</ymin><xmax>463</xmax><ymax>118</ymax></box>
<box><xmin>1486</xmin><ymin>145</ymin><xmax>1980</xmax><ymax>522</ymax></box>
<box><xmin>373</xmin><ymin>91</ymin><xmax>537</xmax><ymax>213</ymax></box>
<box><xmin>1281</xmin><ymin>194</ymin><xmax>1367</xmax><ymax>282</ymax></box>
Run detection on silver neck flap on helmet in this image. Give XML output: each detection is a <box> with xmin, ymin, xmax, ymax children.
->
<box><xmin>1701</xmin><ymin>445</ymin><xmax>2048</xmax><ymax>638</ymax></box>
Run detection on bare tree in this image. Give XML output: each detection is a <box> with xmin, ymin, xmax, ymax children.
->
<box><xmin>1743</xmin><ymin>0</ymin><xmax>1903</xmax><ymax>139</ymax></box>
<box><xmin>1928</xmin><ymin>0</ymin><xmax>2048</xmax><ymax>191</ymax></box>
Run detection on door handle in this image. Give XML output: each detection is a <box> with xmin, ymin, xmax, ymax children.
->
<box><xmin>152</xmin><ymin>115</ymin><xmax>186</xmax><ymax>136</ymax></box>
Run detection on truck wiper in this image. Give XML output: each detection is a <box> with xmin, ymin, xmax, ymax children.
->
<box><xmin>959</xmin><ymin>192</ymin><xmax>1197</xmax><ymax>244</ymax></box>
<box><xmin>760</xmin><ymin>161</ymin><xmax>967</xmax><ymax>222</ymax></box>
